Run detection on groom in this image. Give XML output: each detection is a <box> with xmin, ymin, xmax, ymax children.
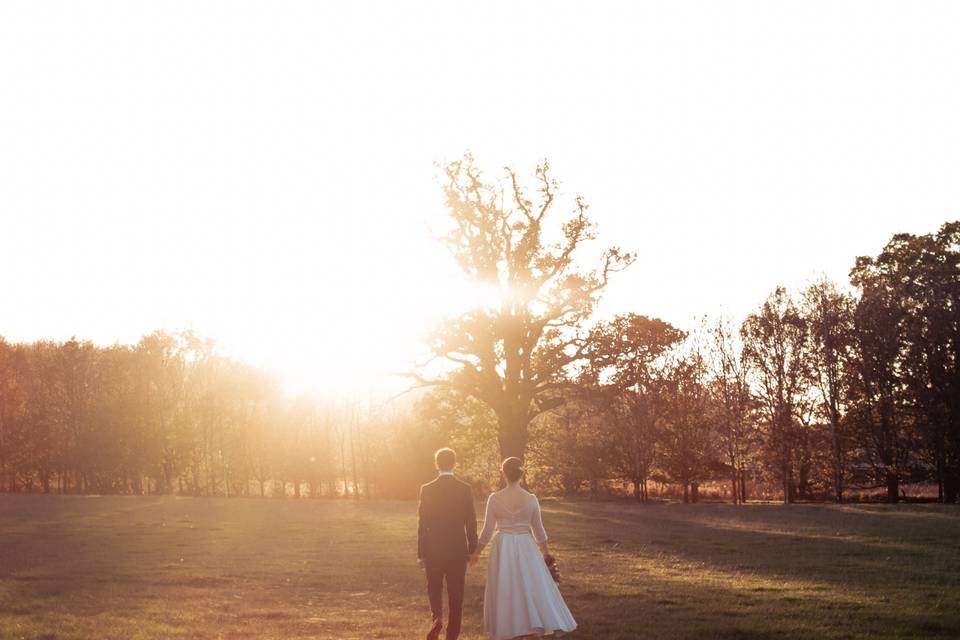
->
<box><xmin>417</xmin><ymin>448</ymin><xmax>478</xmax><ymax>640</ymax></box>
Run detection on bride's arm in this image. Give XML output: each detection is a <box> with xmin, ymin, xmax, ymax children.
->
<box><xmin>531</xmin><ymin>496</ymin><xmax>549</xmax><ymax>555</ymax></box>
<box><xmin>475</xmin><ymin>494</ymin><xmax>497</xmax><ymax>554</ymax></box>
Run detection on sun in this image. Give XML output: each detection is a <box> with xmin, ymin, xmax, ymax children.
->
<box><xmin>210</xmin><ymin>225</ymin><xmax>479</xmax><ymax>398</ymax></box>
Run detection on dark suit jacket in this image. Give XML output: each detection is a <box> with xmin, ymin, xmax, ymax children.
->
<box><xmin>417</xmin><ymin>474</ymin><xmax>478</xmax><ymax>563</ymax></box>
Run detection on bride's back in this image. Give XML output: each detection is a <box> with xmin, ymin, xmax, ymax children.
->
<box><xmin>486</xmin><ymin>487</ymin><xmax>540</xmax><ymax>533</ymax></box>
<box><xmin>495</xmin><ymin>486</ymin><xmax>532</xmax><ymax>513</ymax></box>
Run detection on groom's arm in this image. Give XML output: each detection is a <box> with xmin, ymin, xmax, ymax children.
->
<box><xmin>464</xmin><ymin>486</ymin><xmax>478</xmax><ymax>556</ymax></box>
<box><xmin>417</xmin><ymin>485</ymin><xmax>427</xmax><ymax>563</ymax></box>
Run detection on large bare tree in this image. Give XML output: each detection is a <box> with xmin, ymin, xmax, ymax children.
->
<box><xmin>412</xmin><ymin>154</ymin><xmax>633</xmax><ymax>460</ymax></box>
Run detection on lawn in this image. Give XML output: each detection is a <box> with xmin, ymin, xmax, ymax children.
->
<box><xmin>1</xmin><ymin>495</ymin><xmax>959</xmax><ymax>640</ymax></box>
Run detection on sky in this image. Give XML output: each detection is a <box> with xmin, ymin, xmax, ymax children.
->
<box><xmin>1</xmin><ymin>1</ymin><xmax>959</xmax><ymax>396</ymax></box>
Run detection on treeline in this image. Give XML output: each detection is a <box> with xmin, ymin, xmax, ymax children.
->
<box><xmin>409</xmin><ymin>221</ymin><xmax>960</xmax><ymax>504</ymax></box>
<box><xmin>0</xmin><ymin>331</ymin><xmax>402</xmax><ymax>498</ymax></box>
<box><xmin>1</xmin><ymin>222</ymin><xmax>958</xmax><ymax>503</ymax></box>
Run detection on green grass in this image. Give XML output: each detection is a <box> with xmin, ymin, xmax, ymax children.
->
<box><xmin>1</xmin><ymin>495</ymin><xmax>959</xmax><ymax>639</ymax></box>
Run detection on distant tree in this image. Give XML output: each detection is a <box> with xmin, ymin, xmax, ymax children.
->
<box><xmin>527</xmin><ymin>401</ymin><xmax>592</xmax><ymax>496</ymax></box>
<box><xmin>51</xmin><ymin>338</ymin><xmax>97</xmax><ymax>493</ymax></box>
<box><xmin>586</xmin><ymin>313</ymin><xmax>686</xmax><ymax>501</ymax></box>
<box><xmin>88</xmin><ymin>344</ymin><xmax>139</xmax><ymax>493</ymax></box>
<box><xmin>845</xmin><ymin>272</ymin><xmax>912</xmax><ymax>503</ymax></box>
<box><xmin>706</xmin><ymin>316</ymin><xmax>757</xmax><ymax>504</ymax></box>
<box><xmin>871</xmin><ymin>223</ymin><xmax>960</xmax><ymax>503</ymax></box>
<box><xmin>847</xmin><ymin>224</ymin><xmax>960</xmax><ymax>503</ymax></box>
<box><xmin>133</xmin><ymin>332</ymin><xmax>193</xmax><ymax>495</ymax></box>
<box><xmin>801</xmin><ymin>278</ymin><xmax>855</xmax><ymax>502</ymax></box>
<box><xmin>0</xmin><ymin>339</ymin><xmax>27</xmax><ymax>492</ymax></box>
<box><xmin>413</xmin><ymin>154</ymin><xmax>633</xmax><ymax>461</ymax></box>
<box><xmin>530</xmin><ymin>394</ymin><xmax>613</xmax><ymax>499</ymax></box>
<box><xmin>20</xmin><ymin>342</ymin><xmax>61</xmax><ymax>493</ymax></box>
<box><xmin>657</xmin><ymin>348</ymin><xmax>716</xmax><ymax>503</ymax></box>
<box><xmin>741</xmin><ymin>287</ymin><xmax>811</xmax><ymax>504</ymax></box>
<box><xmin>0</xmin><ymin>339</ymin><xmax>13</xmax><ymax>490</ymax></box>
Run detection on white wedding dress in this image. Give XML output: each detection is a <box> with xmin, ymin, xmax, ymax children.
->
<box><xmin>477</xmin><ymin>489</ymin><xmax>577</xmax><ymax>639</ymax></box>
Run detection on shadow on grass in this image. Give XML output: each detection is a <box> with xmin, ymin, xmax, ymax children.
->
<box><xmin>544</xmin><ymin>501</ymin><xmax>960</xmax><ymax>589</ymax></box>
<box><xmin>2</xmin><ymin>495</ymin><xmax>959</xmax><ymax>640</ymax></box>
<box><xmin>542</xmin><ymin>501</ymin><xmax>960</xmax><ymax>639</ymax></box>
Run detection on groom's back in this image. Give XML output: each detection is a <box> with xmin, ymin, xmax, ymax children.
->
<box><xmin>418</xmin><ymin>476</ymin><xmax>477</xmax><ymax>562</ymax></box>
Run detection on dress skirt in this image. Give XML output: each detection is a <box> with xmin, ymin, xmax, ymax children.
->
<box><xmin>483</xmin><ymin>531</ymin><xmax>577</xmax><ymax>639</ymax></box>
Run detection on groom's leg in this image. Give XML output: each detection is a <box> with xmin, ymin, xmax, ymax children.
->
<box><xmin>444</xmin><ymin>558</ymin><xmax>467</xmax><ymax>640</ymax></box>
<box><xmin>425</xmin><ymin>561</ymin><xmax>445</xmax><ymax>634</ymax></box>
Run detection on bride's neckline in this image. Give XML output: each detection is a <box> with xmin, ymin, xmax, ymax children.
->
<box><xmin>496</xmin><ymin>489</ymin><xmax>532</xmax><ymax>515</ymax></box>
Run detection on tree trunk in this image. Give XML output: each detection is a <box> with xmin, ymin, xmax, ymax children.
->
<box><xmin>937</xmin><ymin>455</ymin><xmax>945</xmax><ymax>503</ymax></box>
<box><xmin>885</xmin><ymin>471</ymin><xmax>899</xmax><ymax>503</ymax></box>
<box><xmin>830</xmin><ymin>411</ymin><xmax>844</xmax><ymax>503</ymax></box>
<box><xmin>943</xmin><ymin>467</ymin><xmax>959</xmax><ymax>504</ymax></box>
<box><xmin>496</xmin><ymin>413</ymin><xmax>529</xmax><ymax>461</ymax></box>
<box><xmin>798</xmin><ymin>465</ymin><xmax>810</xmax><ymax>501</ymax></box>
<box><xmin>739</xmin><ymin>469</ymin><xmax>748</xmax><ymax>503</ymax></box>
<box><xmin>782</xmin><ymin>457</ymin><xmax>793</xmax><ymax>505</ymax></box>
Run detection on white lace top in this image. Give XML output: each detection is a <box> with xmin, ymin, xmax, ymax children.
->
<box><xmin>477</xmin><ymin>489</ymin><xmax>549</xmax><ymax>549</ymax></box>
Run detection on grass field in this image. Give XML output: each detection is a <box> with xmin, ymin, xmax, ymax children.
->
<box><xmin>1</xmin><ymin>495</ymin><xmax>959</xmax><ymax>640</ymax></box>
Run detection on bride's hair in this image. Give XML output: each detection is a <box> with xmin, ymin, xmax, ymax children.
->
<box><xmin>501</xmin><ymin>457</ymin><xmax>524</xmax><ymax>484</ymax></box>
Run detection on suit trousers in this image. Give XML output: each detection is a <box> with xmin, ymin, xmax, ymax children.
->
<box><xmin>425</xmin><ymin>557</ymin><xmax>467</xmax><ymax>640</ymax></box>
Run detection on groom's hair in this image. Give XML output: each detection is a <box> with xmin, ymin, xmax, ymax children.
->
<box><xmin>434</xmin><ymin>448</ymin><xmax>456</xmax><ymax>471</ymax></box>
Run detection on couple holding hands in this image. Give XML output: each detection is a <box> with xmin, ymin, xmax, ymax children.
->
<box><xmin>417</xmin><ymin>449</ymin><xmax>577</xmax><ymax>640</ymax></box>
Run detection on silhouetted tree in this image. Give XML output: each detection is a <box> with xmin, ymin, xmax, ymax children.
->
<box><xmin>801</xmin><ymin>278</ymin><xmax>855</xmax><ymax>502</ymax></box>
<box><xmin>869</xmin><ymin>223</ymin><xmax>960</xmax><ymax>503</ymax></box>
<box><xmin>845</xmin><ymin>272</ymin><xmax>912</xmax><ymax>503</ymax></box>
<box><xmin>706</xmin><ymin>316</ymin><xmax>757</xmax><ymax>504</ymax></box>
<box><xmin>847</xmin><ymin>223</ymin><xmax>960</xmax><ymax>503</ymax></box>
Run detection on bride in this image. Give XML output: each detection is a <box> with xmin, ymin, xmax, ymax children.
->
<box><xmin>469</xmin><ymin>457</ymin><xmax>577</xmax><ymax>639</ymax></box>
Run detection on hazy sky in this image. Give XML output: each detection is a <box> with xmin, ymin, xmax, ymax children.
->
<box><xmin>2</xmin><ymin>1</ymin><xmax>959</xmax><ymax>395</ymax></box>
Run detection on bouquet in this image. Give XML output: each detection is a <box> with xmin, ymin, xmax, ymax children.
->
<box><xmin>544</xmin><ymin>554</ymin><xmax>561</xmax><ymax>583</ymax></box>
